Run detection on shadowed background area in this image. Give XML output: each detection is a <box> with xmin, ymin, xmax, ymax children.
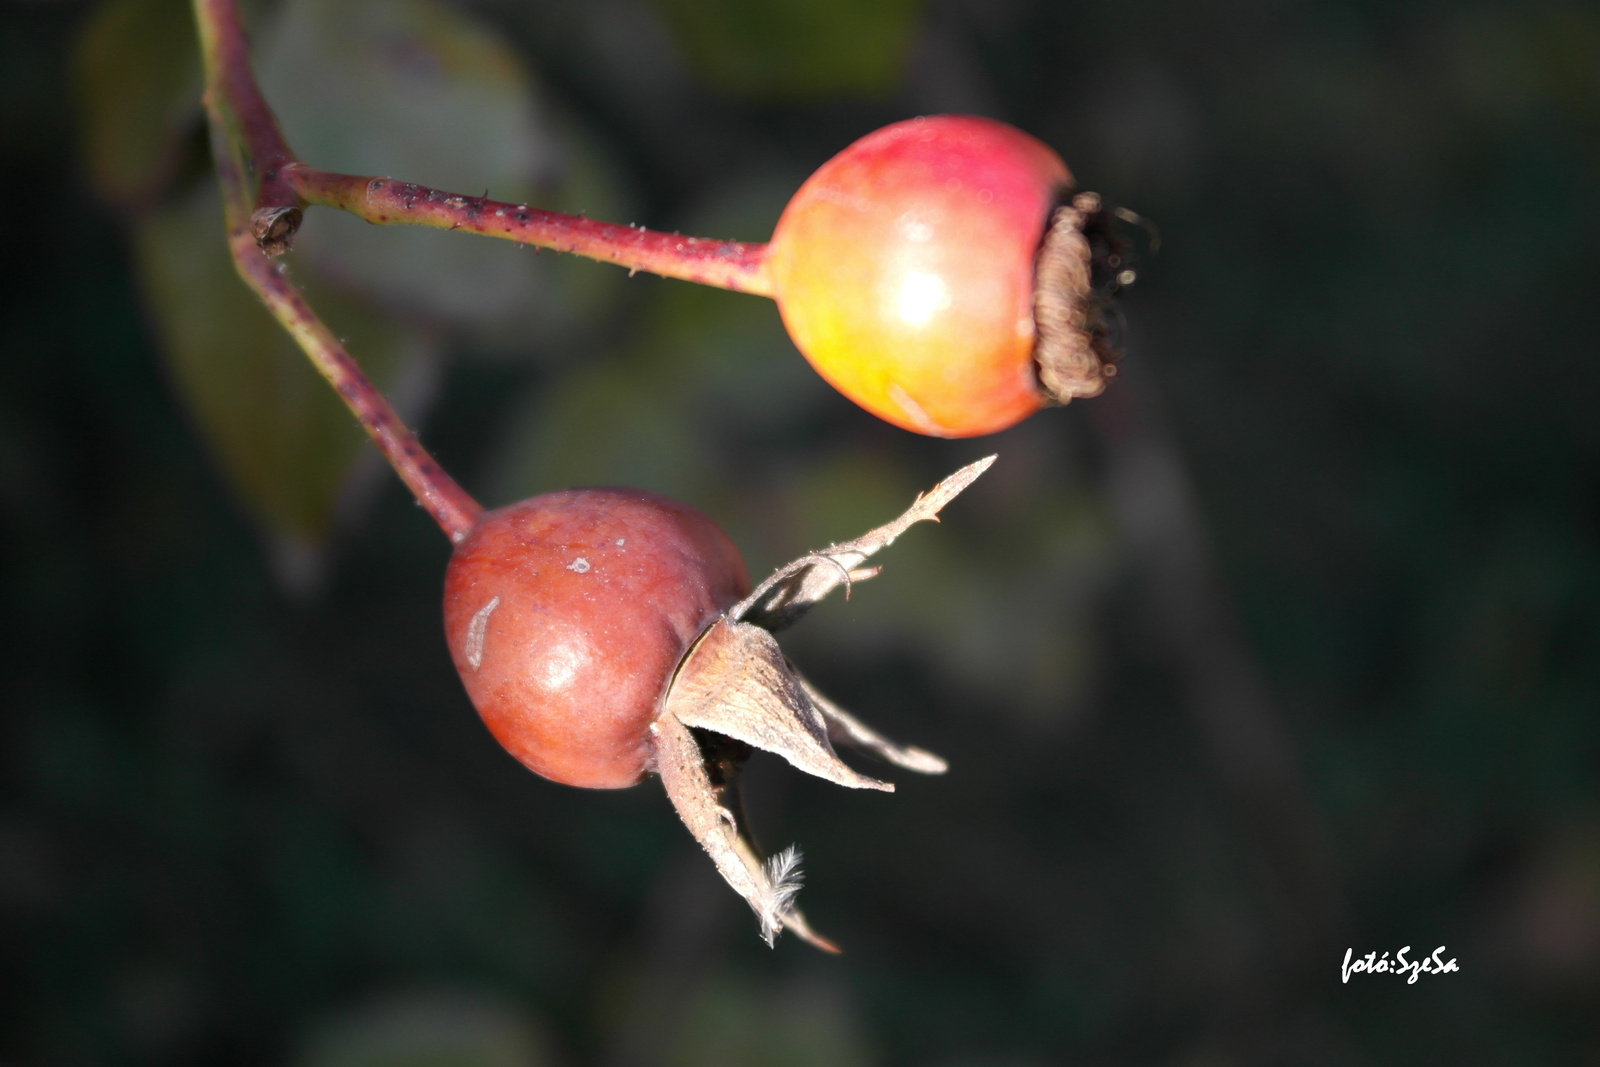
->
<box><xmin>2</xmin><ymin>0</ymin><xmax>1598</xmax><ymax>1063</ymax></box>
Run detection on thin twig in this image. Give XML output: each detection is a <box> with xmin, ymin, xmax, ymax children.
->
<box><xmin>193</xmin><ymin>0</ymin><xmax>772</xmax><ymax>295</ymax></box>
<box><xmin>193</xmin><ymin>0</ymin><xmax>295</xmax><ymax>206</ymax></box>
<box><xmin>282</xmin><ymin>166</ymin><xmax>774</xmax><ymax>296</ymax></box>
<box><xmin>193</xmin><ymin>0</ymin><xmax>483</xmax><ymax>542</ymax></box>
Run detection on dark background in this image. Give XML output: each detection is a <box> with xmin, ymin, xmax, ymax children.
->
<box><xmin>4</xmin><ymin>0</ymin><xmax>1598</xmax><ymax>1064</ymax></box>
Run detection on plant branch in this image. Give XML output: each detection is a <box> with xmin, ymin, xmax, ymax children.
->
<box><xmin>194</xmin><ymin>0</ymin><xmax>484</xmax><ymax>543</ymax></box>
<box><xmin>193</xmin><ymin>0</ymin><xmax>296</xmax><ymax>207</ymax></box>
<box><xmin>282</xmin><ymin>166</ymin><xmax>774</xmax><ymax>297</ymax></box>
<box><xmin>193</xmin><ymin>0</ymin><xmax>772</xmax><ymax>296</ymax></box>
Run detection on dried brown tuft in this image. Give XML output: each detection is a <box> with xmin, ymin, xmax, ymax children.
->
<box><xmin>251</xmin><ymin>206</ymin><xmax>303</xmax><ymax>257</ymax></box>
<box><xmin>1033</xmin><ymin>192</ymin><xmax>1121</xmax><ymax>403</ymax></box>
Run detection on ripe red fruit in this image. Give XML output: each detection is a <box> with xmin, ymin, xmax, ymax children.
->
<box><xmin>436</xmin><ymin>462</ymin><xmax>987</xmax><ymax>949</ymax></box>
<box><xmin>442</xmin><ymin>489</ymin><xmax>750</xmax><ymax>789</ymax></box>
<box><xmin>766</xmin><ymin>114</ymin><xmax>1113</xmax><ymax>438</ymax></box>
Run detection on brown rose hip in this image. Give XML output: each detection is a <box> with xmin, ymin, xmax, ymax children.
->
<box><xmin>438</xmin><ymin>461</ymin><xmax>988</xmax><ymax>948</ymax></box>
<box><xmin>443</xmin><ymin>488</ymin><xmax>750</xmax><ymax>789</ymax></box>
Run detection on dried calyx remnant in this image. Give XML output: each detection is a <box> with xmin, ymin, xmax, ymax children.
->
<box><xmin>251</xmin><ymin>205</ymin><xmax>302</xmax><ymax>257</ymax></box>
<box><xmin>1033</xmin><ymin>192</ymin><xmax>1133</xmax><ymax>405</ymax></box>
<box><xmin>650</xmin><ymin>456</ymin><xmax>993</xmax><ymax>951</ymax></box>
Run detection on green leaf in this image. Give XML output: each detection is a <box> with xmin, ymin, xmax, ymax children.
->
<box><xmin>253</xmin><ymin>0</ymin><xmax>626</xmax><ymax>345</ymax></box>
<box><xmin>131</xmin><ymin>179</ymin><xmax>427</xmax><ymax>586</ymax></box>
<box><xmin>73</xmin><ymin>0</ymin><xmax>202</xmax><ymax>206</ymax></box>
<box><xmin>650</xmin><ymin>0</ymin><xmax>924</xmax><ymax>99</ymax></box>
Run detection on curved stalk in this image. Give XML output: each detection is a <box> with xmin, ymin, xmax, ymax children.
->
<box><xmin>193</xmin><ymin>0</ymin><xmax>483</xmax><ymax>542</ymax></box>
<box><xmin>194</xmin><ymin>0</ymin><xmax>773</xmax><ymax>296</ymax></box>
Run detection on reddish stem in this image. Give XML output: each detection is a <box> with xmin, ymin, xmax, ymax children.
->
<box><xmin>197</xmin><ymin>0</ymin><xmax>297</xmax><ymax>207</ymax></box>
<box><xmin>197</xmin><ymin>0</ymin><xmax>773</xmax><ymax>296</ymax></box>
<box><xmin>284</xmin><ymin>166</ymin><xmax>774</xmax><ymax>297</ymax></box>
<box><xmin>195</xmin><ymin>0</ymin><xmax>484</xmax><ymax>542</ymax></box>
<box><xmin>228</xmin><ymin>221</ymin><xmax>485</xmax><ymax>540</ymax></box>
<box><xmin>194</xmin><ymin>0</ymin><xmax>776</xmax><ymax>542</ymax></box>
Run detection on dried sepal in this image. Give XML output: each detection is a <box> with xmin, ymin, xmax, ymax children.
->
<box><xmin>649</xmin><ymin>709</ymin><xmax>837</xmax><ymax>950</ymax></box>
<box><xmin>730</xmin><ymin>837</ymin><xmax>839</xmax><ymax>954</ymax></box>
<box><xmin>731</xmin><ymin>455</ymin><xmax>996</xmax><ymax>632</ymax></box>
<box><xmin>667</xmin><ymin>618</ymin><xmax>893</xmax><ymax>792</ymax></box>
<box><xmin>650</xmin><ymin>710</ymin><xmax>784</xmax><ymax>940</ymax></box>
<box><xmin>715</xmin><ymin>745</ymin><xmax>840</xmax><ymax>953</ymax></box>
<box><xmin>792</xmin><ymin>667</ymin><xmax>949</xmax><ymax>775</ymax></box>
<box><xmin>1034</xmin><ymin>193</ymin><xmax>1119</xmax><ymax>404</ymax></box>
<box><xmin>652</xmin><ymin>457</ymin><xmax>993</xmax><ymax>949</ymax></box>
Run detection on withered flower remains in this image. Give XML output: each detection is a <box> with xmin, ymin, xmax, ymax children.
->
<box><xmin>651</xmin><ymin>456</ymin><xmax>993</xmax><ymax>949</ymax></box>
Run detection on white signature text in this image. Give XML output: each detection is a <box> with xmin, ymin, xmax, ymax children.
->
<box><xmin>1341</xmin><ymin>946</ymin><xmax>1459</xmax><ymax>984</ymax></box>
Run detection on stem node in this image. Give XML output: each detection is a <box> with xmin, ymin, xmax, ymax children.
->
<box><xmin>250</xmin><ymin>205</ymin><xmax>302</xmax><ymax>255</ymax></box>
<box><xmin>194</xmin><ymin>0</ymin><xmax>484</xmax><ymax>543</ymax></box>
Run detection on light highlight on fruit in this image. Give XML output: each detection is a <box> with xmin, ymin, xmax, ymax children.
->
<box><xmin>767</xmin><ymin>114</ymin><xmax>1074</xmax><ymax>437</ymax></box>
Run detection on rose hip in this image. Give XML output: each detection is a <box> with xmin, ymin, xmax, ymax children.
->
<box><xmin>766</xmin><ymin>114</ymin><xmax>1110</xmax><ymax>437</ymax></box>
<box><xmin>443</xmin><ymin>489</ymin><xmax>750</xmax><ymax>789</ymax></box>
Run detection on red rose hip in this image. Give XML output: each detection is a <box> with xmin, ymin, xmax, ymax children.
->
<box><xmin>766</xmin><ymin>114</ymin><xmax>1114</xmax><ymax>437</ymax></box>
<box><xmin>443</xmin><ymin>489</ymin><xmax>750</xmax><ymax>789</ymax></box>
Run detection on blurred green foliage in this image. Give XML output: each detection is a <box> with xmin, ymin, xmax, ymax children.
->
<box><xmin>73</xmin><ymin>0</ymin><xmax>629</xmax><ymax>581</ymax></box>
<box><xmin>294</xmin><ymin>989</ymin><xmax>554</xmax><ymax>1067</ymax></box>
<box><xmin>133</xmin><ymin>179</ymin><xmax>418</xmax><ymax>578</ymax></box>
<box><xmin>252</xmin><ymin>0</ymin><xmax>627</xmax><ymax>346</ymax></box>
<box><xmin>73</xmin><ymin>0</ymin><xmax>199</xmax><ymax>206</ymax></box>
<box><xmin>4</xmin><ymin>0</ymin><xmax>1599</xmax><ymax>1064</ymax></box>
<box><xmin>649</xmin><ymin>0</ymin><xmax>923</xmax><ymax>99</ymax></box>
